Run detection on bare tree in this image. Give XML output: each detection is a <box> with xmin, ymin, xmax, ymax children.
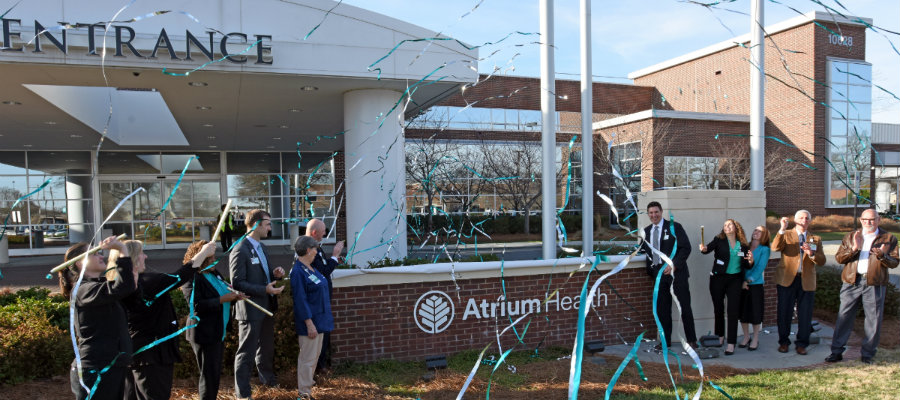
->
<box><xmin>405</xmin><ymin>138</ymin><xmax>461</xmax><ymax>233</ymax></box>
<box><xmin>709</xmin><ymin>136</ymin><xmax>799</xmax><ymax>190</ymax></box>
<box><xmin>479</xmin><ymin>139</ymin><xmax>567</xmax><ymax>234</ymax></box>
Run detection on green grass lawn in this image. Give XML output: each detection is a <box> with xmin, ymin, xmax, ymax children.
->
<box><xmin>331</xmin><ymin>347</ymin><xmax>900</xmax><ymax>399</ymax></box>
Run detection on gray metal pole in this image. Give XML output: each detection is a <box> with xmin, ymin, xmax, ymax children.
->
<box><xmin>580</xmin><ymin>0</ymin><xmax>593</xmax><ymax>257</ymax></box>
<box><xmin>540</xmin><ymin>0</ymin><xmax>557</xmax><ymax>259</ymax></box>
<box><xmin>749</xmin><ymin>0</ymin><xmax>765</xmax><ymax>190</ymax></box>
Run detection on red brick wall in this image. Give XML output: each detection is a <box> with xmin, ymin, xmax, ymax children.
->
<box><xmin>434</xmin><ymin>75</ymin><xmax>655</xmax><ymax>114</ymax></box>
<box><xmin>633</xmin><ymin>21</ymin><xmax>867</xmax><ymax>217</ymax></box>
<box><xmin>329</xmin><ymin>264</ymin><xmax>779</xmax><ymax>363</ymax></box>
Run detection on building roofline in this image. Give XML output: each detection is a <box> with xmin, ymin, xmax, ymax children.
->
<box><xmin>628</xmin><ymin>11</ymin><xmax>873</xmax><ymax>79</ymax></box>
<box><xmin>593</xmin><ymin>109</ymin><xmax>750</xmax><ymax>130</ymax></box>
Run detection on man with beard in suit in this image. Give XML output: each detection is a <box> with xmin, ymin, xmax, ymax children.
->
<box><xmin>641</xmin><ymin>201</ymin><xmax>698</xmax><ymax>351</ymax></box>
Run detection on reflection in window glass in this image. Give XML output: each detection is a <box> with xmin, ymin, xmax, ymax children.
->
<box><xmin>28</xmin><ymin>151</ymin><xmax>91</xmax><ymax>175</ymax></box>
<box><xmin>0</xmin><ymin>152</ymin><xmax>27</xmax><ymax>175</ymax></box>
<box><xmin>827</xmin><ymin>59</ymin><xmax>872</xmax><ymax>207</ymax></box>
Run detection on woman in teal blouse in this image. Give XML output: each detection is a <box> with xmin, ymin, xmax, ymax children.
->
<box><xmin>699</xmin><ymin>219</ymin><xmax>750</xmax><ymax>355</ymax></box>
<box><xmin>739</xmin><ymin>225</ymin><xmax>771</xmax><ymax>351</ymax></box>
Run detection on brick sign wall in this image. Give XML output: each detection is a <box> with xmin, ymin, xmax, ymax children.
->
<box><xmin>329</xmin><ymin>260</ymin><xmax>780</xmax><ymax>363</ymax></box>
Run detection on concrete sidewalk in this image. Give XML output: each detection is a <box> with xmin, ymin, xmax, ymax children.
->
<box><xmin>597</xmin><ymin>321</ymin><xmax>856</xmax><ymax>370</ymax></box>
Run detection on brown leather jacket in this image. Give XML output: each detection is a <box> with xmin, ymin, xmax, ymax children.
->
<box><xmin>834</xmin><ymin>229</ymin><xmax>899</xmax><ymax>286</ymax></box>
<box><xmin>772</xmin><ymin>229</ymin><xmax>826</xmax><ymax>291</ymax></box>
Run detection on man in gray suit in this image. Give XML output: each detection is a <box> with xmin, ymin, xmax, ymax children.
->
<box><xmin>230</xmin><ymin>209</ymin><xmax>285</xmax><ymax>399</ymax></box>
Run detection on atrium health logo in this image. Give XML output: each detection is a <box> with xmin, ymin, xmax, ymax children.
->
<box><xmin>414</xmin><ymin>290</ymin><xmax>454</xmax><ymax>334</ymax></box>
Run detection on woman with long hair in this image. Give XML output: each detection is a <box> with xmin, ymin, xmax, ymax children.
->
<box><xmin>180</xmin><ymin>240</ymin><xmax>247</xmax><ymax>400</ymax></box>
<box><xmin>699</xmin><ymin>219</ymin><xmax>751</xmax><ymax>355</ymax></box>
<box><xmin>59</xmin><ymin>236</ymin><xmax>135</xmax><ymax>400</ymax></box>
<box><xmin>739</xmin><ymin>225</ymin><xmax>771</xmax><ymax>351</ymax></box>
<box><xmin>117</xmin><ymin>239</ymin><xmax>216</xmax><ymax>400</ymax></box>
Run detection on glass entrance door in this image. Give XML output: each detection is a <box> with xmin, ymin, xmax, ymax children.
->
<box><xmin>100</xmin><ymin>178</ymin><xmax>221</xmax><ymax>249</ymax></box>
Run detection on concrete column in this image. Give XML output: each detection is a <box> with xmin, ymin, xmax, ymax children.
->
<box><xmin>66</xmin><ymin>175</ymin><xmax>92</xmax><ymax>244</ymax></box>
<box><xmin>343</xmin><ymin>89</ymin><xmax>407</xmax><ymax>265</ymax></box>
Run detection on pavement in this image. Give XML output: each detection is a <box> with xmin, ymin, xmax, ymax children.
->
<box><xmin>597</xmin><ymin>321</ymin><xmax>853</xmax><ymax>370</ymax></box>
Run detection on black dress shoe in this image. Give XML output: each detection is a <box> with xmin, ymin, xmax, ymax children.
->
<box><xmin>748</xmin><ymin>345</ymin><xmax>758</xmax><ymax>351</ymax></box>
<box><xmin>861</xmin><ymin>357</ymin><xmax>873</xmax><ymax>364</ymax></box>
<box><xmin>724</xmin><ymin>350</ymin><xmax>734</xmax><ymax>356</ymax></box>
<box><xmin>825</xmin><ymin>353</ymin><xmax>843</xmax><ymax>363</ymax></box>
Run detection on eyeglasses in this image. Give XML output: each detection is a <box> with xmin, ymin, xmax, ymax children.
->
<box><xmin>860</xmin><ymin>218</ymin><xmax>877</xmax><ymax>222</ymax></box>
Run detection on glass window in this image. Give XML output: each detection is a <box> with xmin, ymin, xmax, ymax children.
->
<box><xmin>99</xmin><ymin>153</ymin><xmax>163</xmax><ymax>174</ymax></box>
<box><xmin>0</xmin><ymin>152</ymin><xmax>27</xmax><ymax>175</ymax></box>
<box><xmin>160</xmin><ymin>153</ymin><xmax>220</xmax><ymax>174</ymax></box>
<box><xmin>848</xmin><ymin>63</ymin><xmax>872</xmax><ymax>85</ymax></box>
<box><xmin>227</xmin><ymin>152</ymin><xmax>281</xmax><ymax>173</ymax></box>
<box><xmin>27</xmin><ymin>151</ymin><xmax>91</xmax><ymax>175</ymax></box>
<box><xmin>848</xmin><ymin>85</ymin><xmax>872</xmax><ymax>103</ymax></box>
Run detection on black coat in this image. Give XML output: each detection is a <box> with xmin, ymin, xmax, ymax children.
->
<box><xmin>181</xmin><ymin>269</ymin><xmax>231</xmax><ymax>345</ymax></box>
<box><xmin>123</xmin><ymin>263</ymin><xmax>196</xmax><ymax>365</ymax></box>
<box><xmin>700</xmin><ymin>236</ymin><xmax>751</xmax><ymax>275</ymax></box>
<box><xmin>310</xmin><ymin>246</ymin><xmax>338</xmax><ymax>297</ymax></box>
<box><xmin>641</xmin><ymin>220</ymin><xmax>692</xmax><ymax>278</ymax></box>
<box><xmin>72</xmin><ymin>257</ymin><xmax>136</xmax><ymax>369</ymax></box>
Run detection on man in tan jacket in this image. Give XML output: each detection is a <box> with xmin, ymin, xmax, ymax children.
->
<box><xmin>772</xmin><ymin>210</ymin><xmax>826</xmax><ymax>355</ymax></box>
<box><xmin>826</xmin><ymin>209</ymin><xmax>898</xmax><ymax>364</ymax></box>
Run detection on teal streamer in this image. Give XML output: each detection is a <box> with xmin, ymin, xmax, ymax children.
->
<box><xmin>163</xmin><ymin>40</ymin><xmax>262</xmax><ymax>77</ymax></box>
<box><xmin>708</xmin><ymin>378</ymin><xmax>735</xmax><ymax>400</ymax></box>
<box><xmin>143</xmin><ymin>156</ymin><xmax>198</xmax><ymax>238</ymax></box>
<box><xmin>345</xmin><ymin>200</ymin><xmax>387</xmax><ymax>264</ymax></box>
<box><xmin>605</xmin><ymin>332</ymin><xmax>645</xmax><ymax>400</ymax></box>
<box><xmin>203</xmin><ymin>273</ymin><xmax>231</xmax><ymax>340</ymax></box>
<box><xmin>485</xmin><ymin>348</ymin><xmax>514</xmax><ymax>399</ymax></box>
<box><xmin>85</xmin><ymin>352</ymin><xmax>125</xmax><ymax>400</ymax></box>
<box><xmin>304</xmin><ymin>0</ymin><xmax>343</xmax><ymax>40</ymax></box>
<box><xmin>142</xmin><ymin>274</ymin><xmax>181</xmax><ymax>307</ymax></box>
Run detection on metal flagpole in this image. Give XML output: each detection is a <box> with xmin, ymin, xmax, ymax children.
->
<box><xmin>750</xmin><ymin>0</ymin><xmax>765</xmax><ymax>190</ymax></box>
<box><xmin>540</xmin><ymin>0</ymin><xmax>557</xmax><ymax>259</ymax></box>
<box><xmin>580</xmin><ymin>0</ymin><xmax>593</xmax><ymax>257</ymax></box>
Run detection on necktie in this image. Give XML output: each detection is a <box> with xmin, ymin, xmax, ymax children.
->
<box><xmin>798</xmin><ymin>232</ymin><xmax>806</xmax><ymax>273</ymax></box>
<box><xmin>652</xmin><ymin>226</ymin><xmax>661</xmax><ymax>265</ymax></box>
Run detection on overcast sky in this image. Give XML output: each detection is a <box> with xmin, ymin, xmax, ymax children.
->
<box><xmin>342</xmin><ymin>0</ymin><xmax>899</xmax><ymax>124</ymax></box>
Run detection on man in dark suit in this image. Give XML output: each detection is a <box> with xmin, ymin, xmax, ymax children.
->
<box><xmin>640</xmin><ymin>201</ymin><xmax>697</xmax><ymax>350</ymax></box>
<box><xmin>229</xmin><ymin>209</ymin><xmax>285</xmax><ymax>400</ymax></box>
<box><xmin>305</xmin><ymin>218</ymin><xmax>344</xmax><ymax>375</ymax></box>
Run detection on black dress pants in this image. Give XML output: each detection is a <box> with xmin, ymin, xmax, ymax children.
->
<box><xmin>709</xmin><ymin>273</ymin><xmax>743</xmax><ymax>344</ymax></box>
<box><xmin>191</xmin><ymin>341</ymin><xmax>225</xmax><ymax>400</ymax></box>
<box><xmin>70</xmin><ymin>363</ymin><xmax>126</xmax><ymax>400</ymax></box>
<box><xmin>656</xmin><ymin>274</ymin><xmax>698</xmax><ymax>346</ymax></box>
<box><xmin>777</xmin><ymin>275</ymin><xmax>815</xmax><ymax>347</ymax></box>
<box><xmin>124</xmin><ymin>363</ymin><xmax>174</xmax><ymax>400</ymax></box>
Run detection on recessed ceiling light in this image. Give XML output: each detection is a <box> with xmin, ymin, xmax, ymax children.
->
<box><xmin>208</xmin><ymin>145</ymin><xmax>218</xmax><ymax>149</ymax></box>
<box><xmin>278</xmin><ymin>125</ymin><xmax>288</xmax><ymax>129</ymax></box>
<box><xmin>44</xmin><ymin>121</ymin><xmax>57</xmax><ymax>125</ymax></box>
<box><xmin>196</xmin><ymin>106</ymin><xmax>212</xmax><ymax>110</ymax></box>
<box><xmin>23</xmin><ymin>144</ymin><xmax>32</xmax><ymax>147</ymax></box>
<box><xmin>207</xmin><ymin>135</ymin><xmax>217</xmax><ymax>139</ymax></box>
<box><xmin>120</xmin><ymin>159</ymin><xmax>128</xmax><ymax>162</ymax></box>
<box><xmin>266</xmin><ymin>145</ymin><xmax>275</xmax><ymax>149</ymax></box>
<box><xmin>65</xmin><ymin>159</ymin><xmax>76</xmax><ymax>162</ymax></box>
<box><xmin>189</xmin><ymin>82</ymin><xmax>208</xmax><ymax>87</ymax></box>
<box><xmin>254</xmin><ymin>124</ymin><xmax>267</xmax><ymax>128</ymax></box>
<box><xmin>272</xmin><ymin>137</ymin><xmax>282</xmax><ymax>140</ymax></box>
<box><xmin>202</xmin><ymin>123</ymin><xmax>214</xmax><ymax>128</ymax></box>
<box><xmin>288</xmin><ymin>108</ymin><xmax>301</xmax><ymax>113</ymax></box>
<box><xmin>2</xmin><ymin>100</ymin><xmax>21</xmax><ymax>105</ymax></box>
<box><xmin>300</xmin><ymin>86</ymin><xmax>318</xmax><ymax>91</ymax></box>
<box><xmin>70</xmin><ymin>134</ymin><xmax>82</xmax><ymax>138</ymax></box>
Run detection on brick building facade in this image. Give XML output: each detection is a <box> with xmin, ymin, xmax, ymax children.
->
<box><xmin>402</xmin><ymin>11</ymin><xmax>872</xmax><ymax>224</ymax></box>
